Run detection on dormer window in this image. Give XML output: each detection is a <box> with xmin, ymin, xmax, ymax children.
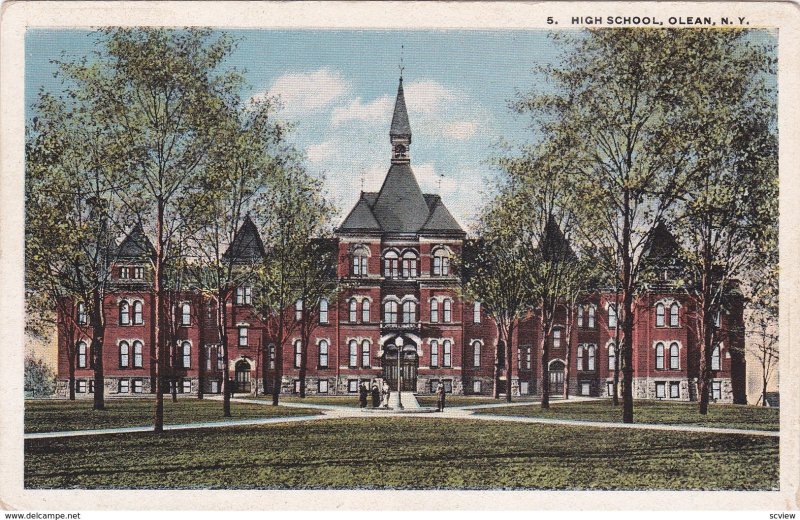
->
<box><xmin>133</xmin><ymin>266</ymin><xmax>143</xmax><ymax>279</ymax></box>
<box><xmin>120</xmin><ymin>266</ymin><xmax>129</xmax><ymax>279</ymax></box>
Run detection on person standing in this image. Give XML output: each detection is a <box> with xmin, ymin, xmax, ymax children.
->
<box><xmin>436</xmin><ymin>381</ymin><xmax>446</xmax><ymax>412</ymax></box>
<box><xmin>382</xmin><ymin>380</ymin><xmax>390</xmax><ymax>408</ymax></box>
<box><xmin>371</xmin><ymin>382</ymin><xmax>380</xmax><ymax>408</ymax></box>
<box><xmin>359</xmin><ymin>382</ymin><xmax>368</xmax><ymax>409</ymax></box>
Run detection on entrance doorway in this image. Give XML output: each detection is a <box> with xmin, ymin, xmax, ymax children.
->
<box><xmin>382</xmin><ymin>345</ymin><xmax>418</xmax><ymax>391</ymax></box>
<box><xmin>549</xmin><ymin>360</ymin><xmax>565</xmax><ymax>395</ymax></box>
<box><xmin>234</xmin><ymin>360</ymin><xmax>251</xmax><ymax>393</ymax></box>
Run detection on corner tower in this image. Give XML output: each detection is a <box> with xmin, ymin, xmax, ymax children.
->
<box><xmin>390</xmin><ymin>77</ymin><xmax>411</xmax><ymax>164</ymax></box>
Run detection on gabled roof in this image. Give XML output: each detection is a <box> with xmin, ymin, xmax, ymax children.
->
<box><xmin>420</xmin><ymin>196</ymin><xmax>463</xmax><ymax>234</ymax></box>
<box><xmin>389</xmin><ymin>77</ymin><xmax>411</xmax><ymax>138</ymax></box>
<box><xmin>223</xmin><ymin>215</ymin><xmax>266</xmax><ymax>263</ymax></box>
<box><xmin>644</xmin><ymin>221</ymin><xmax>681</xmax><ymax>263</ymax></box>
<box><xmin>540</xmin><ymin>216</ymin><xmax>576</xmax><ymax>262</ymax></box>
<box><xmin>338</xmin><ymin>194</ymin><xmax>381</xmax><ymax>232</ymax></box>
<box><xmin>117</xmin><ymin>223</ymin><xmax>154</xmax><ymax>260</ymax></box>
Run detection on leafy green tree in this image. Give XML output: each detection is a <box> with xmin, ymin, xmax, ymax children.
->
<box><xmin>24</xmin><ymin>355</ymin><xmax>57</xmax><ymax>398</ymax></box>
<box><xmin>26</xmin><ymin>93</ymin><xmax>122</xmax><ymax>408</ymax></box>
<box><xmin>514</xmin><ymin>29</ymin><xmax>773</xmax><ymax>422</ymax></box>
<box><xmin>52</xmin><ymin>28</ymin><xmax>245</xmax><ymax>431</ymax></box>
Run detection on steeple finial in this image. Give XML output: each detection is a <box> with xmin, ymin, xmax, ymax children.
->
<box><xmin>399</xmin><ymin>44</ymin><xmax>405</xmax><ymax>80</ymax></box>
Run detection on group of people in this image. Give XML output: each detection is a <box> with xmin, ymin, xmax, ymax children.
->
<box><xmin>357</xmin><ymin>379</ymin><xmax>447</xmax><ymax>411</ymax></box>
<box><xmin>359</xmin><ymin>380</ymin><xmax>391</xmax><ymax>409</ymax></box>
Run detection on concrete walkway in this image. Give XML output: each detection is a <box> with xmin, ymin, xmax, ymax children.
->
<box><xmin>25</xmin><ymin>396</ymin><xmax>779</xmax><ymax>439</ymax></box>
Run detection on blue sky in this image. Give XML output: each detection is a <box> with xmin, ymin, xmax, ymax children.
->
<box><xmin>26</xmin><ymin>29</ymin><xmax>565</xmax><ymax>231</ymax></box>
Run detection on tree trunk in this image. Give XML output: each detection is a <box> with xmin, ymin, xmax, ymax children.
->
<box><xmin>153</xmin><ymin>201</ymin><xmax>165</xmax><ymax>433</ymax></box>
<box><xmin>761</xmin><ymin>371</ymin><xmax>768</xmax><ymax>407</ymax></box>
<box><xmin>272</xmin><ymin>312</ymin><xmax>285</xmax><ymax>406</ymax></box>
<box><xmin>492</xmin><ymin>334</ymin><xmax>502</xmax><ymax>400</ymax></box>
<box><xmin>621</xmin><ymin>189</ymin><xmax>635</xmax><ymax>424</ymax></box>
<box><xmin>563</xmin><ymin>305</ymin><xmax>572</xmax><ymax>400</ymax></box>
<box><xmin>90</xmin><ymin>288</ymin><xmax>105</xmax><ymax>411</ymax></box>
<box><xmin>505</xmin><ymin>324</ymin><xmax>514</xmax><ymax>403</ymax></box>
<box><xmin>218</xmin><ymin>291</ymin><xmax>231</xmax><ymax>417</ymax></box>
<box><xmin>541</xmin><ymin>329</ymin><xmax>551</xmax><ymax>409</ymax></box>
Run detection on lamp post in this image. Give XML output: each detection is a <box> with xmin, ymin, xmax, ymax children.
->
<box><xmin>395</xmin><ymin>336</ymin><xmax>404</xmax><ymax>410</ymax></box>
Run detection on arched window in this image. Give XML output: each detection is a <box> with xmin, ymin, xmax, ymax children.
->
<box><xmin>349</xmin><ymin>298</ymin><xmax>358</xmax><ymax>323</ymax></box>
<box><xmin>430</xmin><ymin>340</ymin><xmax>439</xmax><ymax>368</ymax></box>
<box><xmin>132</xmin><ymin>341</ymin><xmax>143</xmax><ymax>368</ymax></box>
<box><xmin>362</xmin><ymin>299</ymin><xmax>370</xmax><ymax>323</ymax></box>
<box><xmin>348</xmin><ymin>340</ymin><xmax>358</xmax><ymax>367</ymax></box>
<box><xmin>711</xmin><ymin>344</ymin><xmax>721</xmax><ymax>371</ymax></box>
<box><xmin>295</xmin><ymin>299</ymin><xmax>303</xmax><ymax>321</ymax></box>
<box><xmin>430</xmin><ymin>299</ymin><xmax>439</xmax><ymax>323</ymax></box>
<box><xmin>577</xmin><ymin>346</ymin><xmax>584</xmax><ymax>370</ymax></box>
<box><xmin>120</xmin><ymin>301</ymin><xmax>130</xmax><ymax>325</ymax></box>
<box><xmin>433</xmin><ymin>249</ymin><xmax>450</xmax><ymax>276</ymax></box>
<box><xmin>655</xmin><ymin>342</ymin><xmax>665</xmax><ymax>369</ymax></box>
<box><xmin>77</xmin><ymin>303</ymin><xmax>87</xmax><ymax>325</ymax></box>
<box><xmin>318</xmin><ymin>340</ymin><xmax>329</xmax><ymax>368</ymax></box>
<box><xmin>319</xmin><ymin>298</ymin><xmax>329</xmax><ymax>324</ymax></box>
<box><xmin>384</xmin><ymin>250</ymin><xmax>399</xmax><ymax>278</ymax></box>
<box><xmin>608</xmin><ymin>343</ymin><xmax>616</xmax><ymax>371</ymax></box>
<box><xmin>656</xmin><ymin>303</ymin><xmax>665</xmax><ymax>327</ymax></box>
<box><xmin>361</xmin><ymin>340</ymin><xmax>371</xmax><ymax>368</ymax></box>
<box><xmin>181</xmin><ymin>341</ymin><xmax>191</xmax><ymax>368</ymax></box>
<box><xmin>472</xmin><ymin>340</ymin><xmax>481</xmax><ymax>367</ymax></box>
<box><xmin>588</xmin><ymin>306</ymin><xmax>596</xmax><ymax>329</ymax></box>
<box><xmin>119</xmin><ymin>341</ymin><xmax>129</xmax><ymax>368</ymax></box>
<box><xmin>401</xmin><ymin>251</ymin><xmax>418</xmax><ymax>278</ymax></box>
<box><xmin>443</xmin><ymin>299</ymin><xmax>452</xmax><ymax>323</ymax></box>
<box><xmin>608</xmin><ymin>304</ymin><xmax>617</xmax><ymax>328</ymax></box>
<box><xmin>77</xmin><ymin>341</ymin><xmax>88</xmax><ymax>368</ymax></box>
<box><xmin>669</xmin><ymin>342</ymin><xmax>679</xmax><ymax>369</ymax></box>
<box><xmin>352</xmin><ymin>246</ymin><xmax>369</xmax><ymax>277</ymax></box>
<box><xmin>294</xmin><ymin>339</ymin><xmax>302</xmax><ymax>368</ymax></box>
<box><xmin>384</xmin><ymin>301</ymin><xmax>398</xmax><ymax>325</ymax></box>
<box><xmin>181</xmin><ymin>303</ymin><xmax>191</xmax><ymax>326</ymax></box>
<box><xmin>587</xmin><ymin>345</ymin><xmax>596</xmax><ymax>371</ymax></box>
<box><xmin>670</xmin><ymin>303</ymin><xmax>679</xmax><ymax>327</ymax></box>
<box><xmin>442</xmin><ymin>340</ymin><xmax>452</xmax><ymax>367</ymax></box>
<box><xmin>133</xmin><ymin>301</ymin><xmax>143</xmax><ymax>325</ymax></box>
<box><xmin>473</xmin><ymin>302</ymin><xmax>481</xmax><ymax>324</ymax></box>
<box><xmin>402</xmin><ymin>300</ymin><xmax>416</xmax><ymax>324</ymax></box>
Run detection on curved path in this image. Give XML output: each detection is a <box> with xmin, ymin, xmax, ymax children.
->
<box><xmin>24</xmin><ymin>397</ymin><xmax>779</xmax><ymax>439</ymax></box>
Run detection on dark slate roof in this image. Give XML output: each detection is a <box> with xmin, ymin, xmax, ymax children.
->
<box><xmin>420</xmin><ymin>196</ymin><xmax>462</xmax><ymax>233</ymax></box>
<box><xmin>223</xmin><ymin>215</ymin><xmax>266</xmax><ymax>263</ymax></box>
<box><xmin>644</xmin><ymin>221</ymin><xmax>681</xmax><ymax>263</ymax></box>
<box><xmin>371</xmin><ymin>163</ymin><xmax>434</xmax><ymax>232</ymax></box>
<box><xmin>338</xmin><ymin>194</ymin><xmax>382</xmax><ymax>232</ymax></box>
<box><xmin>389</xmin><ymin>78</ymin><xmax>411</xmax><ymax>138</ymax></box>
<box><xmin>117</xmin><ymin>223</ymin><xmax>154</xmax><ymax>260</ymax></box>
<box><xmin>540</xmin><ymin>216</ymin><xmax>576</xmax><ymax>262</ymax></box>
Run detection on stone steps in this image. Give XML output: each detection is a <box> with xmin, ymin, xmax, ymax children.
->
<box><xmin>387</xmin><ymin>391</ymin><xmax>421</xmax><ymax>410</ymax></box>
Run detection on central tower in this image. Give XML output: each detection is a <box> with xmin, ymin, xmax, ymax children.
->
<box><xmin>390</xmin><ymin>77</ymin><xmax>411</xmax><ymax>164</ymax></box>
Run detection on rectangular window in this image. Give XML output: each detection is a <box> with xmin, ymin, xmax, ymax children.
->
<box><xmin>349</xmin><ymin>341</ymin><xmax>358</xmax><ymax>368</ymax></box>
<box><xmin>473</xmin><ymin>301</ymin><xmax>481</xmax><ymax>324</ymax></box>
<box><xmin>580</xmin><ymin>382</ymin><xmax>590</xmax><ymax>396</ymax></box>
<box><xmin>607</xmin><ymin>382</ymin><xmax>615</xmax><ymax>397</ymax></box>
<box><xmin>217</xmin><ymin>349</ymin><xmax>225</xmax><ymax>370</ymax></box>
<box><xmin>348</xmin><ymin>379</ymin><xmax>359</xmax><ymax>393</ymax></box>
<box><xmin>473</xmin><ymin>380</ymin><xmax>482</xmax><ymax>394</ymax></box>
<box><xmin>77</xmin><ymin>303</ymin><xmax>87</xmax><ymax>325</ymax></box>
<box><xmin>293</xmin><ymin>380</ymin><xmax>301</xmax><ymax>394</ymax></box>
<box><xmin>118</xmin><ymin>379</ymin><xmax>130</xmax><ymax>394</ymax></box>
<box><xmin>77</xmin><ymin>343</ymin><xmax>87</xmax><ymax>368</ymax></box>
<box><xmin>442</xmin><ymin>341</ymin><xmax>452</xmax><ymax>368</ymax></box>
<box><xmin>294</xmin><ymin>341</ymin><xmax>302</xmax><ymax>369</ymax></box>
<box><xmin>711</xmin><ymin>381</ymin><xmax>722</xmax><ymax>400</ymax></box>
<box><xmin>120</xmin><ymin>266</ymin><xmax>129</xmax><ymax>279</ymax></box>
<box><xmin>669</xmin><ymin>381</ymin><xmax>680</xmax><ymax>399</ymax></box>
<box><xmin>182</xmin><ymin>379</ymin><xmax>191</xmax><ymax>394</ymax></box>
<box><xmin>132</xmin><ymin>379</ymin><xmax>143</xmax><ymax>393</ymax></box>
<box><xmin>361</xmin><ymin>342</ymin><xmax>370</xmax><ymax>368</ymax></box>
<box><xmin>608</xmin><ymin>304</ymin><xmax>617</xmax><ymax>328</ymax></box>
<box><xmin>430</xmin><ymin>341</ymin><xmax>439</xmax><ymax>368</ymax></box>
<box><xmin>319</xmin><ymin>299</ymin><xmax>329</xmax><ymax>324</ymax></box>
<box><xmin>318</xmin><ymin>380</ymin><xmax>329</xmax><ymax>393</ymax></box>
<box><xmin>430</xmin><ymin>379</ymin><xmax>439</xmax><ymax>393</ymax></box>
<box><xmin>655</xmin><ymin>382</ymin><xmax>666</xmax><ymax>399</ymax></box>
<box><xmin>268</xmin><ymin>345</ymin><xmax>275</xmax><ymax>369</ymax></box>
<box><xmin>76</xmin><ymin>380</ymin><xmax>87</xmax><ymax>393</ymax></box>
<box><xmin>520</xmin><ymin>381</ymin><xmax>530</xmax><ymax>395</ymax></box>
<box><xmin>206</xmin><ymin>346</ymin><xmax>212</xmax><ymax>370</ymax></box>
<box><xmin>473</xmin><ymin>342</ymin><xmax>481</xmax><ymax>367</ymax></box>
<box><xmin>238</xmin><ymin>327</ymin><xmax>248</xmax><ymax>347</ymax></box>
<box><xmin>88</xmin><ymin>379</ymin><xmax>94</xmax><ymax>393</ymax></box>
<box><xmin>526</xmin><ymin>348</ymin><xmax>532</xmax><ymax>370</ymax></box>
<box><xmin>133</xmin><ymin>266</ymin><xmax>143</xmax><ymax>279</ymax></box>
<box><xmin>553</xmin><ymin>329</ymin><xmax>562</xmax><ymax>349</ymax></box>
<box><xmin>443</xmin><ymin>380</ymin><xmax>453</xmax><ymax>393</ymax></box>
<box><xmin>318</xmin><ymin>341</ymin><xmax>329</xmax><ymax>368</ymax></box>
<box><xmin>236</xmin><ymin>286</ymin><xmax>252</xmax><ymax>305</ymax></box>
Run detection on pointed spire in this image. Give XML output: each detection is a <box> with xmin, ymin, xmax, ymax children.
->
<box><xmin>390</xmin><ymin>77</ymin><xmax>411</xmax><ymax>140</ymax></box>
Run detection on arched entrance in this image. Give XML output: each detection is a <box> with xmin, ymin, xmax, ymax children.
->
<box><xmin>548</xmin><ymin>359</ymin><xmax>565</xmax><ymax>395</ymax></box>
<box><xmin>382</xmin><ymin>340</ymin><xmax>418</xmax><ymax>391</ymax></box>
<box><xmin>234</xmin><ymin>359</ymin><xmax>252</xmax><ymax>393</ymax></box>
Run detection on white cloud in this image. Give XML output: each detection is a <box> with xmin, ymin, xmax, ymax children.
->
<box><xmin>442</xmin><ymin>121</ymin><xmax>479</xmax><ymax>140</ymax></box>
<box><xmin>413</xmin><ymin>163</ymin><xmax>458</xmax><ymax>196</ymax></box>
<box><xmin>404</xmin><ymin>81</ymin><xmax>457</xmax><ymax>114</ymax></box>
<box><xmin>254</xmin><ymin>68</ymin><xmax>349</xmax><ymax>113</ymax></box>
<box><xmin>331</xmin><ymin>96</ymin><xmax>393</xmax><ymax>126</ymax></box>
<box><xmin>306</xmin><ymin>141</ymin><xmax>337</xmax><ymax>163</ymax></box>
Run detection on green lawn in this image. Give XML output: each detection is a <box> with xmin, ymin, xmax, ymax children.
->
<box><xmin>250</xmin><ymin>395</ymin><xmax>362</xmax><ymax>407</ymax></box>
<box><xmin>248</xmin><ymin>395</ymin><xmax>521</xmax><ymax>408</ymax></box>
<box><xmin>474</xmin><ymin>400</ymin><xmax>780</xmax><ymax>431</ymax></box>
<box><xmin>25</xmin><ymin>417</ymin><xmax>778</xmax><ymax>489</ymax></box>
<box><xmin>416</xmin><ymin>395</ymin><xmax>532</xmax><ymax>407</ymax></box>
<box><xmin>25</xmin><ymin>398</ymin><xmax>321</xmax><ymax>433</ymax></box>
